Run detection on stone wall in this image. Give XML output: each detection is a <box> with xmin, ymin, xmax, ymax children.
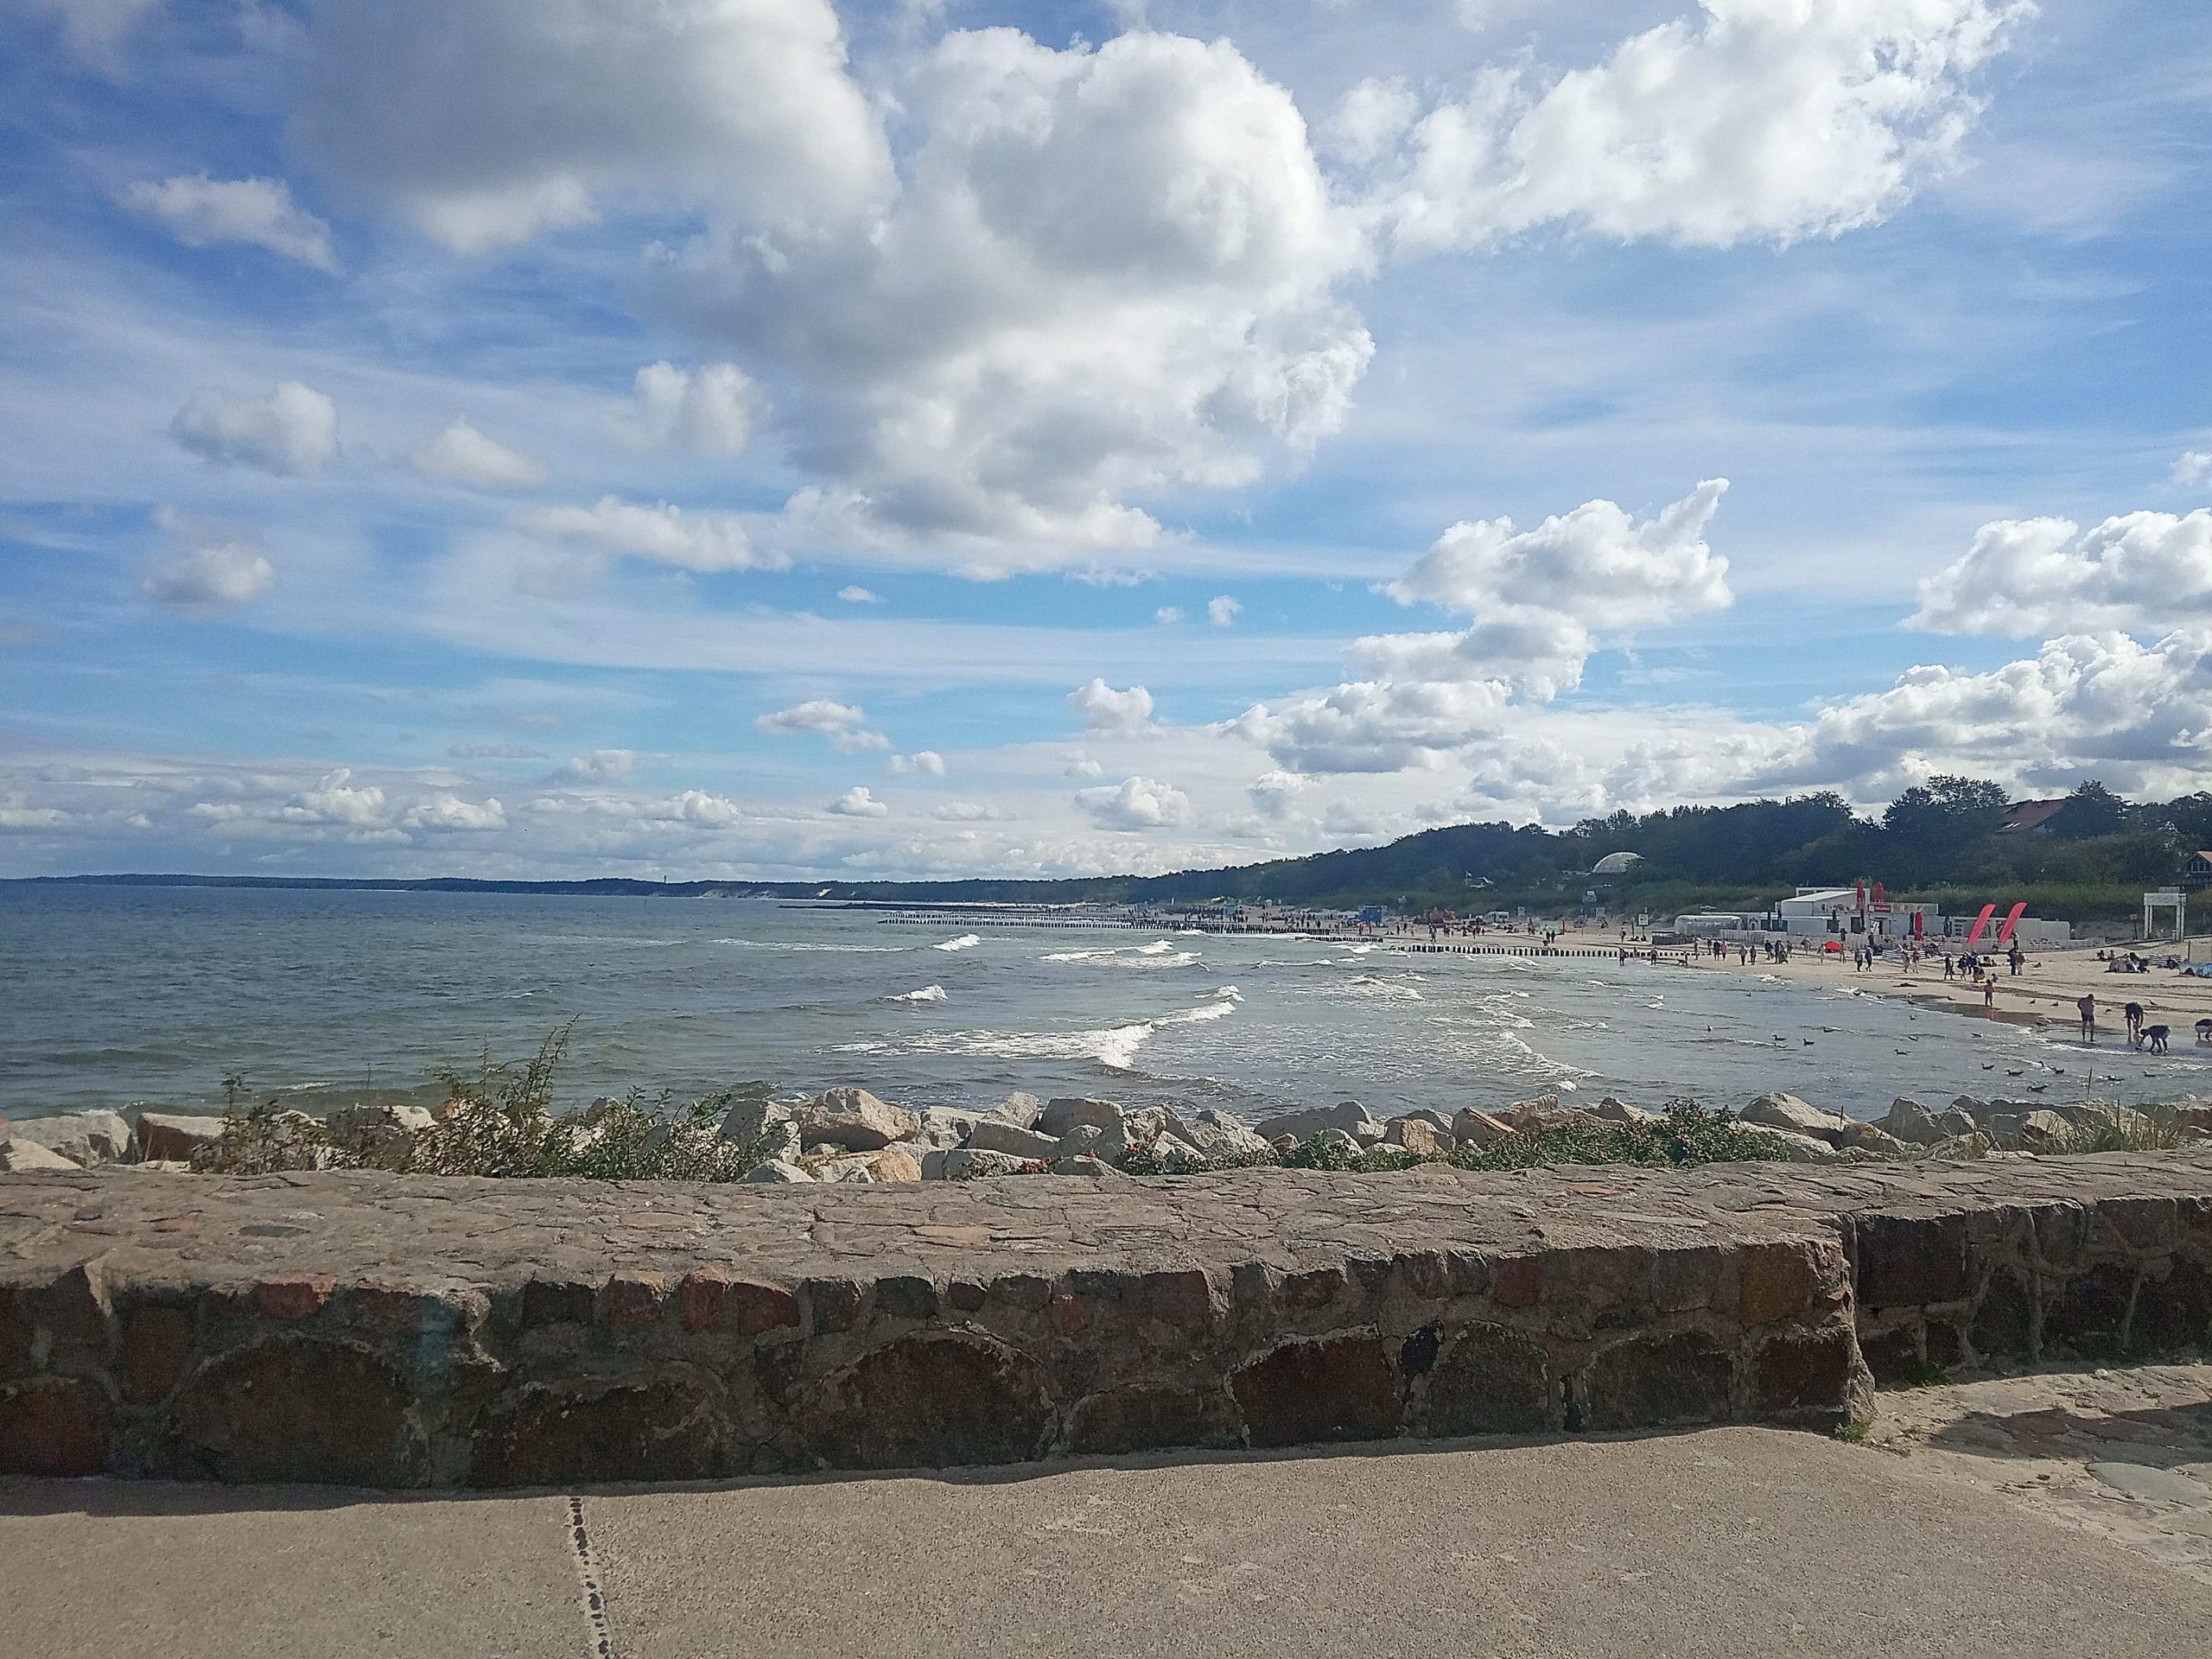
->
<box><xmin>5</xmin><ymin>1151</ymin><xmax>2212</xmax><ymax>1488</ymax></box>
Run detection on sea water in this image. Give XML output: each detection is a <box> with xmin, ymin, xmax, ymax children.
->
<box><xmin>2</xmin><ymin>885</ymin><xmax>2199</xmax><ymax>1123</ymax></box>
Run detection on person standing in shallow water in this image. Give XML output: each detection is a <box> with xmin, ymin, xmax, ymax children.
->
<box><xmin>2078</xmin><ymin>993</ymin><xmax>2096</xmax><ymax>1043</ymax></box>
<box><xmin>2125</xmin><ymin>1001</ymin><xmax>2145</xmax><ymax>1047</ymax></box>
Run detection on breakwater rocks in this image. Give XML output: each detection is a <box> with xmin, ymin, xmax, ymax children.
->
<box><xmin>10</xmin><ymin>1152</ymin><xmax>2212</xmax><ymax>1488</ymax></box>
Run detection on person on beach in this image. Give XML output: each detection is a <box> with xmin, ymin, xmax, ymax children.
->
<box><xmin>2125</xmin><ymin>1001</ymin><xmax>2145</xmax><ymax>1047</ymax></box>
<box><xmin>1942</xmin><ymin>954</ymin><xmax>1955</xmax><ymax>981</ymax></box>
<box><xmin>1983</xmin><ymin>976</ymin><xmax>1996</xmax><ymax>1010</ymax></box>
<box><xmin>2077</xmin><ymin>993</ymin><xmax>2096</xmax><ymax>1043</ymax></box>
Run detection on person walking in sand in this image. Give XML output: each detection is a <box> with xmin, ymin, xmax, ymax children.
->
<box><xmin>2077</xmin><ymin>993</ymin><xmax>2096</xmax><ymax>1043</ymax></box>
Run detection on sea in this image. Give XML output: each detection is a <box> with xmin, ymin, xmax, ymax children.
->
<box><xmin>3</xmin><ymin>884</ymin><xmax>2203</xmax><ymax>1126</ymax></box>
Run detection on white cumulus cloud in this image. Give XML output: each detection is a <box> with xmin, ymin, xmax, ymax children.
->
<box><xmin>517</xmin><ymin>497</ymin><xmax>777</xmax><ymax>572</ymax></box>
<box><xmin>170</xmin><ymin>381</ymin><xmax>338</xmax><ymax>476</ymax></box>
<box><xmin>143</xmin><ymin>507</ymin><xmax>277</xmax><ymax>613</ymax></box>
<box><xmin>890</xmin><ymin>750</ymin><xmax>946</xmax><ymax>775</ymax></box>
<box><xmin>1208</xmin><ymin>594</ymin><xmax>1243</xmax><ymax>627</ymax></box>
<box><xmin>828</xmin><ymin>784</ymin><xmax>889</xmax><ymax>817</ymax></box>
<box><xmin>1075</xmin><ymin>773</ymin><xmax>1192</xmax><ymax>829</ymax></box>
<box><xmin>756</xmin><ymin>699</ymin><xmax>891</xmax><ymax>753</ymax></box>
<box><xmin>633</xmin><ymin>361</ymin><xmax>755</xmax><ymax>454</ymax></box>
<box><xmin>1067</xmin><ymin>677</ymin><xmax>1156</xmax><ymax>736</ymax></box>
<box><xmin>120</xmin><ymin>175</ymin><xmax>339</xmax><ymax>271</ymax></box>
<box><xmin>1910</xmin><ymin>510</ymin><xmax>2212</xmax><ymax>638</ymax></box>
<box><xmin>408</xmin><ymin>418</ymin><xmax>546</xmax><ymax>488</ymax></box>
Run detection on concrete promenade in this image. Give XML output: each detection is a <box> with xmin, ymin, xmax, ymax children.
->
<box><xmin>11</xmin><ymin>1390</ymin><xmax>2212</xmax><ymax>1657</ymax></box>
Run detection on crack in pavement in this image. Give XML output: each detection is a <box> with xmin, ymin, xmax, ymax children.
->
<box><xmin>565</xmin><ymin>1495</ymin><xmax>618</xmax><ymax>1659</ymax></box>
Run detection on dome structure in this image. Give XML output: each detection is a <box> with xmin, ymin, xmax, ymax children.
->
<box><xmin>1591</xmin><ymin>851</ymin><xmax>1644</xmax><ymax>875</ymax></box>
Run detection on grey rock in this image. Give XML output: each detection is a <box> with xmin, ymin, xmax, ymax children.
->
<box><xmin>2088</xmin><ymin>1462</ymin><xmax>2208</xmax><ymax>1505</ymax></box>
<box><xmin>1836</xmin><ymin>1122</ymin><xmax>1910</xmax><ymax>1158</ymax></box>
<box><xmin>1</xmin><ymin>1109</ymin><xmax>132</xmax><ymax>1167</ymax></box>
<box><xmin>1397</xmin><ymin>1108</ymin><xmax>1452</xmax><ymax>1132</ymax></box>
<box><xmin>915</xmin><ymin>1109</ymin><xmax>982</xmax><ymax>1152</ymax></box>
<box><xmin>1383</xmin><ymin>1116</ymin><xmax>1449</xmax><ymax>1155</ymax></box>
<box><xmin>326</xmin><ymin>1103</ymin><xmax>435</xmax><ymax>1168</ymax></box>
<box><xmin>1924</xmin><ymin>1132</ymin><xmax>1992</xmax><ymax>1160</ymax></box>
<box><xmin>796</xmin><ymin>1087</ymin><xmax>921</xmax><ymax>1152</ymax></box>
<box><xmin>1046</xmin><ymin>1154</ymin><xmax>1122</xmax><ymax>1177</ymax></box>
<box><xmin>1743</xmin><ymin>1127</ymin><xmax>1849</xmax><ymax>1164</ymax></box>
<box><xmin>1740</xmin><ymin>1093</ymin><xmax>1854</xmax><ymax>1146</ymax></box>
<box><xmin>966</xmin><ymin>1120</ymin><xmax>1064</xmax><ymax>1160</ymax></box>
<box><xmin>2017</xmin><ymin>1109</ymin><xmax>2073</xmax><ymax>1154</ymax></box>
<box><xmin>1254</xmin><ymin>1100</ymin><xmax>1381</xmax><ymax>1141</ymax></box>
<box><xmin>1881</xmin><ymin>1098</ymin><xmax>1944</xmax><ymax>1147</ymax></box>
<box><xmin>990</xmin><ymin>1092</ymin><xmax>1046</xmax><ymax>1129</ymax></box>
<box><xmin>1058</xmin><ymin>1124</ymin><xmax>1109</xmax><ymax>1158</ymax></box>
<box><xmin>1038</xmin><ymin>1096</ymin><xmax>1123</xmax><ymax>1138</ymax></box>
<box><xmin>0</xmin><ymin>1137</ymin><xmax>79</xmax><ymax>1172</ymax></box>
<box><xmin>136</xmin><ymin>1112</ymin><xmax>226</xmax><ymax>1163</ymax></box>
<box><xmin>1451</xmin><ymin>1108</ymin><xmax>1516</xmax><ymax>1147</ymax></box>
<box><xmin>1168</xmin><ymin>1109</ymin><xmax>1274</xmax><ymax>1160</ymax></box>
<box><xmin>719</xmin><ymin>1094</ymin><xmax>796</xmax><ymax>1147</ymax></box>
<box><xmin>1591</xmin><ymin>1096</ymin><xmax>1657</xmax><ymax>1124</ymax></box>
<box><xmin>741</xmin><ymin>1159</ymin><xmax>814</xmax><ymax>1184</ymax></box>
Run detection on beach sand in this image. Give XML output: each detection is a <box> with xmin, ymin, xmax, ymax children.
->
<box><xmin>1686</xmin><ymin>943</ymin><xmax>2212</xmax><ymax>1046</ymax></box>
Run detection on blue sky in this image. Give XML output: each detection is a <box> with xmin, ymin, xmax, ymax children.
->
<box><xmin>3</xmin><ymin>0</ymin><xmax>2211</xmax><ymax>880</ymax></box>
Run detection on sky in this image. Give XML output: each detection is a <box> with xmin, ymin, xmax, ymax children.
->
<box><xmin>3</xmin><ymin>0</ymin><xmax>2211</xmax><ymax>882</ymax></box>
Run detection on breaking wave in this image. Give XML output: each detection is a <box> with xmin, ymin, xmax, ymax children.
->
<box><xmin>887</xmin><ymin>985</ymin><xmax>948</xmax><ymax>1003</ymax></box>
<box><xmin>933</xmin><ymin>934</ymin><xmax>981</xmax><ymax>952</ymax></box>
<box><xmin>1042</xmin><ymin>940</ymin><xmax>1201</xmax><ymax>968</ymax></box>
<box><xmin>833</xmin><ymin>987</ymin><xmax>1242</xmax><ymax>1074</ymax></box>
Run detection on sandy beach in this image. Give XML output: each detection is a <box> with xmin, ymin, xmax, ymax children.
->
<box><xmin>1688</xmin><ymin>942</ymin><xmax>2212</xmax><ymax>1046</ymax></box>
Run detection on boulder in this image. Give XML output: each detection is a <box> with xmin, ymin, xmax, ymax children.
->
<box><xmin>1934</xmin><ymin>1105</ymin><xmax>1980</xmax><ymax>1138</ymax></box>
<box><xmin>966</xmin><ymin>1121</ymin><xmax>1063</xmax><ymax>1160</ymax></box>
<box><xmin>810</xmin><ymin>1146</ymin><xmax>923</xmax><ymax>1183</ymax></box>
<box><xmin>1268</xmin><ymin>1135</ymin><xmax>1298</xmax><ymax>1154</ymax></box>
<box><xmin>1950</xmin><ymin>1095</ymin><xmax>1990</xmax><ymax>1121</ymax></box>
<box><xmin>1590</xmin><ymin>1096</ymin><xmax>1657</xmax><ymax>1124</ymax></box>
<box><xmin>1046</xmin><ymin>1154</ymin><xmax>1122</xmax><ymax>1177</ymax></box>
<box><xmin>137</xmin><ymin>1112</ymin><xmax>226</xmax><ymax>1163</ymax></box>
<box><xmin>2054</xmin><ymin>1103</ymin><xmax>2156</xmax><ymax>1141</ymax></box>
<box><xmin>1254</xmin><ymin>1101</ymin><xmax>1380</xmax><ymax>1141</ymax></box>
<box><xmin>990</xmin><ymin>1092</ymin><xmax>1046</xmax><ymax>1129</ymax></box>
<box><xmin>325</xmin><ymin>1103</ymin><xmax>435</xmax><ymax>1168</ymax></box>
<box><xmin>796</xmin><ymin>1088</ymin><xmax>920</xmax><ymax>1152</ymax></box>
<box><xmin>915</xmin><ymin>1109</ymin><xmax>983</xmax><ymax>1152</ymax></box>
<box><xmin>1450</xmin><ymin>1108</ymin><xmax>1516</xmax><ymax>1147</ymax></box>
<box><xmin>2016</xmin><ymin>1109</ymin><xmax>2074</xmax><ymax>1154</ymax></box>
<box><xmin>0</xmin><ymin>1110</ymin><xmax>131</xmax><ymax>1167</ymax></box>
<box><xmin>742</xmin><ymin>1159</ymin><xmax>814</xmax><ymax>1184</ymax></box>
<box><xmin>1056</xmin><ymin>1123</ymin><xmax>1109</xmax><ymax>1159</ymax></box>
<box><xmin>920</xmin><ymin>1147</ymin><xmax>1034</xmax><ymax>1181</ymax></box>
<box><xmin>1312</xmin><ymin>1128</ymin><xmax>1362</xmax><ymax>1154</ymax></box>
<box><xmin>1880</xmin><ymin>1098</ymin><xmax>1942</xmax><ymax>1146</ymax></box>
<box><xmin>1396</xmin><ymin>1108</ymin><xmax>1452</xmax><ymax>1132</ymax></box>
<box><xmin>1382</xmin><ymin>1116</ymin><xmax>1448</xmax><ymax>1156</ymax></box>
<box><xmin>1037</xmin><ymin>1096</ymin><xmax>1123</xmax><ymax>1138</ymax></box>
<box><xmin>1742</xmin><ymin>1127</ymin><xmax>1849</xmax><ymax>1164</ymax></box>
<box><xmin>1503</xmin><ymin>1099</ymin><xmax>1610</xmax><ymax>1135</ymax></box>
<box><xmin>1739</xmin><ymin>1093</ymin><xmax>1854</xmax><ymax>1146</ymax></box>
<box><xmin>0</xmin><ymin>1136</ymin><xmax>79</xmax><ymax>1172</ymax></box>
<box><xmin>1835</xmin><ymin>1122</ymin><xmax>1909</xmax><ymax>1158</ymax></box>
<box><xmin>718</xmin><ymin>1094</ymin><xmax>796</xmax><ymax>1147</ymax></box>
<box><xmin>1924</xmin><ymin>1132</ymin><xmax>1992</xmax><ymax>1161</ymax></box>
<box><xmin>1166</xmin><ymin>1109</ymin><xmax>1274</xmax><ymax>1161</ymax></box>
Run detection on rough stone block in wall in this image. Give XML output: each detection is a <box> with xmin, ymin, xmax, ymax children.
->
<box><xmin>4</xmin><ymin>1151</ymin><xmax>2212</xmax><ymax>1488</ymax></box>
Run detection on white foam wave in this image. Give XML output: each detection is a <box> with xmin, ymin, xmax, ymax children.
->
<box><xmin>933</xmin><ymin>934</ymin><xmax>981</xmax><ymax>952</ymax></box>
<box><xmin>1042</xmin><ymin>944</ymin><xmax>1200</xmax><ymax>968</ymax></box>
<box><xmin>714</xmin><ymin>938</ymin><xmax>906</xmax><ymax>953</ymax></box>
<box><xmin>887</xmin><ymin>985</ymin><xmax>948</xmax><ymax>1003</ymax></box>
<box><xmin>833</xmin><ymin>988</ymin><xmax>1240</xmax><ymax>1074</ymax></box>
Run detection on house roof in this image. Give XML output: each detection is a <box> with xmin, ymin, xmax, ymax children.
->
<box><xmin>1998</xmin><ymin>799</ymin><xmax>2069</xmax><ymax>834</ymax></box>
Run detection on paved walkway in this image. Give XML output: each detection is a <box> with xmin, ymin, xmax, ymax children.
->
<box><xmin>13</xmin><ymin>1372</ymin><xmax>2212</xmax><ymax>1657</ymax></box>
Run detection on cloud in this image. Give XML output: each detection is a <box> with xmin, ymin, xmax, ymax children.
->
<box><xmin>836</xmin><ymin>586</ymin><xmax>879</xmax><ymax>604</ymax></box>
<box><xmin>20</xmin><ymin>0</ymin><xmax>162</xmax><ymax>72</ymax></box>
<box><xmin>890</xmin><ymin>750</ymin><xmax>946</xmax><ymax>775</ymax></box>
<box><xmin>1208</xmin><ymin>594</ymin><xmax>1243</xmax><ymax>627</ymax></box>
<box><xmin>2174</xmin><ymin>452</ymin><xmax>2212</xmax><ymax>490</ymax></box>
<box><xmin>633</xmin><ymin>361</ymin><xmax>754</xmax><ymax>454</ymax></box>
<box><xmin>1067</xmin><ymin>677</ymin><xmax>1156</xmax><ymax>736</ymax></box>
<box><xmin>143</xmin><ymin>506</ymin><xmax>276</xmax><ymax>612</ymax></box>
<box><xmin>294</xmin><ymin>0</ymin><xmax>892</xmax><ymax>253</ymax></box>
<box><xmin>119</xmin><ymin>175</ymin><xmax>339</xmax><ymax>272</ymax></box>
<box><xmin>1154</xmin><ymin>606</ymin><xmax>1185</xmax><ymax>625</ymax></box>
<box><xmin>1910</xmin><ymin>510</ymin><xmax>2212</xmax><ymax>637</ymax></box>
<box><xmin>448</xmin><ymin>742</ymin><xmax>546</xmax><ymax>760</ymax></box>
<box><xmin>169</xmin><ymin>381</ymin><xmax>338</xmax><ymax>475</ymax></box>
<box><xmin>516</xmin><ymin>496</ymin><xmax>777</xmax><ymax>572</ymax></box>
<box><xmin>402</xmin><ymin>794</ymin><xmax>507</xmax><ymax>831</ymax></box>
<box><xmin>669</xmin><ymin>28</ymin><xmax>1372</xmax><ymax>569</ymax></box>
<box><xmin>548</xmin><ymin>748</ymin><xmax>644</xmax><ymax>784</ymax></box>
<box><xmin>1248</xmin><ymin>768</ymin><xmax>1308</xmax><ymax>818</ymax></box>
<box><xmin>756</xmin><ymin>699</ymin><xmax>890</xmax><ymax>753</ymax></box>
<box><xmin>933</xmin><ymin>800</ymin><xmax>1012</xmax><ymax>821</ymax></box>
<box><xmin>828</xmin><ymin>784</ymin><xmax>889</xmax><ymax>817</ymax></box>
<box><xmin>1370</xmin><ymin>0</ymin><xmax>2024</xmax><ymax>252</ymax></box>
<box><xmin>1075</xmin><ymin>773</ymin><xmax>1191</xmax><ymax>829</ymax></box>
<box><xmin>408</xmin><ymin>418</ymin><xmax>546</xmax><ymax>488</ymax></box>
